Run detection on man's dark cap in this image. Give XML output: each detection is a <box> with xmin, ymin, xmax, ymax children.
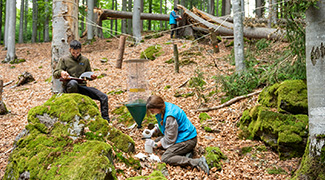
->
<box><xmin>174</xmin><ymin>7</ymin><xmax>179</xmax><ymax>11</ymax></box>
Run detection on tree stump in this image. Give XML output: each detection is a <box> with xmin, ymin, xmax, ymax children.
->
<box><xmin>0</xmin><ymin>80</ymin><xmax>8</xmax><ymax>115</ymax></box>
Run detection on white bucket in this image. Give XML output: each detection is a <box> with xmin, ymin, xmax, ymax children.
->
<box><xmin>145</xmin><ymin>144</ymin><xmax>153</xmax><ymax>153</ymax></box>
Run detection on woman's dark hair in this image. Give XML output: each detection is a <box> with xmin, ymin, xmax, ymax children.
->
<box><xmin>174</xmin><ymin>7</ymin><xmax>179</xmax><ymax>11</ymax></box>
<box><xmin>146</xmin><ymin>95</ymin><xmax>165</xmax><ymax>117</ymax></box>
<box><xmin>70</xmin><ymin>40</ymin><xmax>82</xmax><ymax>49</ymax></box>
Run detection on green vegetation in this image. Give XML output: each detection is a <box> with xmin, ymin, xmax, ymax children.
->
<box><xmin>205</xmin><ymin>147</ymin><xmax>227</xmax><ymax>170</ymax></box>
<box><xmin>267</xmin><ymin>166</ymin><xmax>287</xmax><ymax>175</ymax></box>
<box><xmin>140</xmin><ymin>45</ymin><xmax>163</xmax><ymax>60</ymax></box>
<box><xmin>240</xmin><ymin>146</ymin><xmax>253</xmax><ymax>156</ymax></box>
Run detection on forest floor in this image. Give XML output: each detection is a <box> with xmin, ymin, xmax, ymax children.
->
<box><xmin>0</xmin><ymin>34</ymin><xmax>300</xmax><ymax>179</ymax></box>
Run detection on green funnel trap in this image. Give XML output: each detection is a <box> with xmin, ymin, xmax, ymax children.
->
<box><xmin>125</xmin><ymin>100</ymin><xmax>147</xmax><ymax>128</ymax></box>
<box><xmin>125</xmin><ymin>59</ymin><xmax>149</xmax><ymax>128</ymax></box>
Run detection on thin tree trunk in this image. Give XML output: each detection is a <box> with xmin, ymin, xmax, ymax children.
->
<box><xmin>122</xmin><ymin>0</ymin><xmax>127</xmax><ymax>33</ymax></box>
<box><xmin>81</xmin><ymin>0</ymin><xmax>85</xmax><ymax>33</ymax></box>
<box><xmin>232</xmin><ymin>0</ymin><xmax>245</xmax><ymax>72</ymax></box>
<box><xmin>209</xmin><ymin>0</ymin><xmax>215</xmax><ymax>15</ymax></box>
<box><xmin>110</xmin><ymin>0</ymin><xmax>114</xmax><ymax>37</ymax></box>
<box><xmin>127</xmin><ymin>0</ymin><xmax>132</xmax><ymax>34</ymax></box>
<box><xmin>255</xmin><ymin>0</ymin><xmax>262</xmax><ymax>18</ymax></box>
<box><xmin>44</xmin><ymin>0</ymin><xmax>50</xmax><ymax>42</ymax></box>
<box><xmin>115</xmin><ymin>0</ymin><xmax>117</xmax><ymax>35</ymax></box>
<box><xmin>164</xmin><ymin>0</ymin><xmax>167</xmax><ymax>29</ymax></box>
<box><xmin>160</xmin><ymin>0</ymin><xmax>163</xmax><ymax>29</ymax></box>
<box><xmin>32</xmin><ymin>0</ymin><xmax>38</xmax><ymax>43</ymax></box>
<box><xmin>4</xmin><ymin>0</ymin><xmax>9</xmax><ymax>47</ymax></box>
<box><xmin>24</xmin><ymin>0</ymin><xmax>28</xmax><ymax>38</ymax></box>
<box><xmin>133</xmin><ymin>0</ymin><xmax>141</xmax><ymax>44</ymax></box>
<box><xmin>5</xmin><ymin>0</ymin><xmax>16</xmax><ymax>63</ymax></box>
<box><xmin>148</xmin><ymin>0</ymin><xmax>152</xmax><ymax>30</ymax></box>
<box><xmin>87</xmin><ymin>0</ymin><xmax>94</xmax><ymax>41</ymax></box>
<box><xmin>52</xmin><ymin>0</ymin><xmax>79</xmax><ymax>93</ymax></box>
<box><xmin>19</xmin><ymin>0</ymin><xmax>24</xmax><ymax>43</ymax></box>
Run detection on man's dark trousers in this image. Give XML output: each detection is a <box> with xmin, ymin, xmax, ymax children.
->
<box><xmin>171</xmin><ymin>24</ymin><xmax>177</xmax><ymax>38</ymax></box>
<box><xmin>65</xmin><ymin>80</ymin><xmax>110</xmax><ymax>122</ymax></box>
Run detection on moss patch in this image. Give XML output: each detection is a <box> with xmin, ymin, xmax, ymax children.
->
<box><xmin>292</xmin><ymin>142</ymin><xmax>325</xmax><ymax>180</ymax></box>
<box><xmin>258</xmin><ymin>80</ymin><xmax>307</xmax><ymax>114</ymax></box>
<box><xmin>140</xmin><ymin>45</ymin><xmax>163</xmax><ymax>60</ymax></box>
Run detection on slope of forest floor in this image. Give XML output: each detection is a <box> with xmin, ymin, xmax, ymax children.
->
<box><xmin>0</xmin><ymin>34</ymin><xmax>300</xmax><ymax>179</ymax></box>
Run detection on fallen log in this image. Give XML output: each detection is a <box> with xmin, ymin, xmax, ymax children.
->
<box><xmin>99</xmin><ymin>9</ymin><xmax>169</xmax><ymax>21</ymax></box>
<box><xmin>193</xmin><ymin>89</ymin><xmax>263</xmax><ymax>112</ymax></box>
<box><xmin>178</xmin><ymin>5</ymin><xmax>286</xmax><ymax>40</ymax></box>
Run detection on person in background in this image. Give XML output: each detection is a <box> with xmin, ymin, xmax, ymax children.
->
<box><xmin>169</xmin><ymin>7</ymin><xmax>181</xmax><ymax>38</ymax></box>
<box><xmin>145</xmin><ymin>95</ymin><xmax>209</xmax><ymax>175</ymax></box>
<box><xmin>53</xmin><ymin>40</ymin><xmax>110</xmax><ymax>122</ymax></box>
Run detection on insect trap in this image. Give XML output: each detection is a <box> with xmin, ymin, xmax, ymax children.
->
<box><xmin>124</xmin><ymin>59</ymin><xmax>149</xmax><ymax>128</ymax></box>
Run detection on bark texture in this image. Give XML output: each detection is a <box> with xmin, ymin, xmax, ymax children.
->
<box><xmin>51</xmin><ymin>0</ymin><xmax>79</xmax><ymax>93</ymax></box>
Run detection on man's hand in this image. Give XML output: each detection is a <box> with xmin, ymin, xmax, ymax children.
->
<box><xmin>91</xmin><ymin>74</ymin><xmax>97</xmax><ymax>80</ymax></box>
<box><xmin>61</xmin><ymin>71</ymin><xmax>70</xmax><ymax>79</ymax></box>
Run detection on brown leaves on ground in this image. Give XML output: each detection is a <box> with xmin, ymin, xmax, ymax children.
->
<box><xmin>0</xmin><ymin>35</ymin><xmax>300</xmax><ymax>179</ymax></box>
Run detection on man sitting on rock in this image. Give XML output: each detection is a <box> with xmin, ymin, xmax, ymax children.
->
<box><xmin>53</xmin><ymin>40</ymin><xmax>110</xmax><ymax>122</ymax></box>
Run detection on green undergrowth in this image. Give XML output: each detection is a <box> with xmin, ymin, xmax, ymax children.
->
<box><xmin>214</xmin><ymin>38</ymin><xmax>306</xmax><ymax>101</ymax></box>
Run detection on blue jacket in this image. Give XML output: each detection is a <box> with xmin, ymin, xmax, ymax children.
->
<box><xmin>169</xmin><ymin>10</ymin><xmax>178</xmax><ymax>25</ymax></box>
<box><xmin>155</xmin><ymin>102</ymin><xmax>197</xmax><ymax>144</ymax></box>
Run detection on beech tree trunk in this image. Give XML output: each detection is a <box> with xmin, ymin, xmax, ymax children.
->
<box><xmin>4</xmin><ymin>0</ymin><xmax>9</xmax><ymax>47</ymax></box>
<box><xmin>5</xmin><ymin>0</ymin><xmax>16</xmax><ymax>63</ymax></box>
<box><xmin>52</xmin><ymin>0</ymin><xmax>79</xmax><ymax>93</ymax></box>
<box><xmin>32</xmin><ymin>0</ymin><xmax>38</xmax><ymax>43</ymax></box>
<box><xmin>121</xmin><ymin>0</ymin><xmax>127</xmax><ymax>33</ymax></box>
<box><xmin>133</xmin><ymin>0</ymin><xmax>141</xmax><ymax>44</ymax></box>
<box><xmin>87</xmin><ymin>0</ymin><xmax>94</xmax><ymax>41</ymax></box>
<box><xmin>19</xmin><ymin>0</ymin><xmax>24</xmax><ymax>43</ymax></box>
<box><xmin>0</xmin><ymin>0</ymin><xmax>3</xmax><ymax>44</ymax></box>
<box><xmin>127</xmin><ymin>0</ymin><xmax>132</xmax><ymax>34</ymax></box>
<box><xmin>232</xmin><ymin>0</ymin><xmax>245</xmax><ymax>72</ymax></box>
<box><xmin>44</xmin><ymin>0</ymin><xmax>50</xmax><ymax>42</ymax></box>
<box><xmin>306</xmin><ymin>0</ymin><xmax>325</xmax><ymax>160</ymax></box>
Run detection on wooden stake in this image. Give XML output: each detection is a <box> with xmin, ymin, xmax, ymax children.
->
<box><xmin>209</xmin><ymin>28</ymin><xmax>220</xmax><ymax>53</ymax></box>
<box><xmin>173</xmin><ymin>44</ymin><xmax>179</xmax><ymax>73</ymax></box>
<box><xmin>0</xmin><ymin>80</ymin><xmax>2</xmax><ymax>102</ymax></box>
<box><xmin>116</xmin><ymin>35</ymin><xmax>126</xmax><ymax>69</ymax></box>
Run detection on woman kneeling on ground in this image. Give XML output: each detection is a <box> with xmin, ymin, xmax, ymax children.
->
<box><xmin>145</xmin><ymin>95</ymin><xmax>209</xmax><ymax>174</ymax></box>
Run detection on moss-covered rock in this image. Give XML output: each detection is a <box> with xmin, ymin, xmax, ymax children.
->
<box><xmin>3</xmin><ymin>93</ymin><xmax>136</xmax><ymax>180</ymax></box>
<box><xmin>258</xmin><ymin>80</ymin><xmax>308</xmax><ymax>114</ymax></box>
<box><xmin>140</xmin><ymin>45</ymin><xmax>163</xmax><ymax>60</ymax></box>
<box><xmin>292</xmin><ymin>141</ymin><xmax>325</xmax><ymax>180</ymax></box>
<box><xmin>205</xmin><ymin>147</ymin><xmax>227</xmax><ymax>170</ymax></box>
<box><xmin>238</xmin><ymin>106</ymin><xmax>308</xmax><ymax>159</ymax></box>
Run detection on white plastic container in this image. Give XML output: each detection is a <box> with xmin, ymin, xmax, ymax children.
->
<box><xmin>145</xmin><ymin>144</ymin><xmax>153</xmax><ymax>153</ymax></box>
